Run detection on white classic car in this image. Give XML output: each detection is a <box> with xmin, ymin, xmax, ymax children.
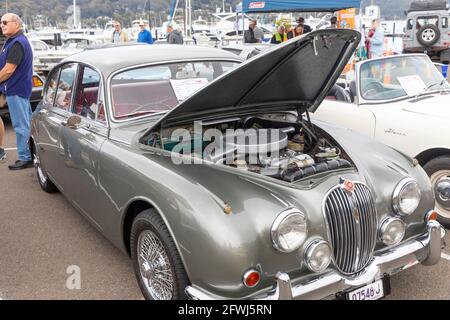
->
<box><xmin>312</xmin><ymin>54</ymin><xmax>450</xmax><ymax>227</ymax></box>
<box><xmin>34</xmin><ymin>36</ymin><xmax>105</xmax><ymax>76</ymax></box>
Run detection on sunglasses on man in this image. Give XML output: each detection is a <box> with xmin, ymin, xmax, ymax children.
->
<box><xmin>1</xmin><ymin>20</ymin><xmax>15</xmax><ymax>25</ymax></box>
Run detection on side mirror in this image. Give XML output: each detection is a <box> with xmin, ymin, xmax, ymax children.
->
<box><xmin>67</xmin><ymin>115</ymin><xmax>82</xmax><ymax>129</ymax></box>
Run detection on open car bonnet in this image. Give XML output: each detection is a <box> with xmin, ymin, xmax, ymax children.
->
<box><xmin>152</xmin><ymin>29</ymin><xmax>360</xmax><ymax>129</ymax></box>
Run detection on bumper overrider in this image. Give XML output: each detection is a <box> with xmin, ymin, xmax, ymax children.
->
<box><xmin>185</xmin><ymin>220</ymin><xmax>444</xmax><ymax>300</ymax></box>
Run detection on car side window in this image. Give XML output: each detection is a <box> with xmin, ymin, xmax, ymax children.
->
<box><xmin>73</xmin><ymin>65</ymin><xmax>101</xmax><ymax>121</ymax></box>
<box><xmin>407</xmin><ymin>19</ymin><xmax>413</xmax><ymax>30</ymax></box>
<box><xmin>42</xmin><ymin>69</ymin><xmax>60</xmax><ymax>106</ymax></box>
<box><xmin>54</xmin><ymin>63</ymin><xmax>77</xmax><ymax>111</ymax></box>
<box><xmin>443</xmin><ymin>18</ymin><xmax>448</xmax><ymax>29</ymax></box>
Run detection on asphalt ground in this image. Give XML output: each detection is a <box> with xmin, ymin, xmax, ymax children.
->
<box><xmin>0</xmin><ymin>121</ymin><xmax>449</xmax><ymax>300</ymax></box>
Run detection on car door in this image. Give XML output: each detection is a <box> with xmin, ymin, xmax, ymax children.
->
<box><xmin>312</xmin><ymin>98</ymin><xmax>377</xmax><ymax>138</ymax></box>
<box><xmin>35</xmin><ymin>63</ymin><xmax>77</xmax><ymax>189</ymax></box>
<box><xmin>57</xmin><ymin>64</ymin><xmax>108</xmax><ymax>227</ymax></box>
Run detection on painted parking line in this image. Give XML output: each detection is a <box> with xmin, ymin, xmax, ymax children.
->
<box><xmin>441</xmin><ymin>253</ymin><xmax>450</xmax><ymax>261</ymax></box>
<box><xmin>4</xmin><ymin>147</ymin><xmax>17</xmax><ymax>151</ymax></box>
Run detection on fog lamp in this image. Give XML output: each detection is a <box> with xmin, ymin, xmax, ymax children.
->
<box><xmin>305</xmin><ymin>240</ymin><xmax>332</xmax><ymax>273</ymax></box>
<box><xmin>380</xmin><ymin>218</ymin><xmax>405</xmax><ymax>246</ymax></box>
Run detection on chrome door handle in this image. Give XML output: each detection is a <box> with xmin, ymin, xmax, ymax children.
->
<box><xmin>38</xmin><ymin>109</ymin><xmax>47</xmax><ymax>115</ymax></box>
<box><xmin>61</xmin><ymin>120</ymin><xmax>68</xmax><ymax>126</ymax></box>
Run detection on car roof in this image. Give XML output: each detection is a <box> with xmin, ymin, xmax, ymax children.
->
<box><xmin>64</xmin><ymin>44</ymin><xmax>243</xmax><ymax>77</ymax></box>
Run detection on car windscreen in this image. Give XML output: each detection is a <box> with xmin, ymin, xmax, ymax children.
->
<box><xmin>359</xmin><ymin>55</ymin><xmax>450</xmax><ymax>101</ymax></box>
<box><xmin>110</xmin><ymin>60</ymin><xmax>240</xmax><ymax>120</ymax></box>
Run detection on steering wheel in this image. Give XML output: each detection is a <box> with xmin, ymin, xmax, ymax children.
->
<box><xmin>362</xmin><ymin>81</ymin><xmax>384</xmax><ymax>98</ymax></box>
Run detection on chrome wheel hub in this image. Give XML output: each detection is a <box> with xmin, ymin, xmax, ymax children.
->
<box><xmin>431</xmin><ymin>170</ymin><xmax>450</xmax><ymax>218</ymax></box>
<box><xmin>33</xmin><ymin>150</ymin><xmax>47</xmax><ymax>185</ymax></box>
<box><xmin>137</xmin><ymin>230</ymin><xmax>174</xmax><ymax>300</ymax></box>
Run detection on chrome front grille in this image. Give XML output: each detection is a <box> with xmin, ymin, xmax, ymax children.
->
<box><xmin>324</xmin><ymin>182</ymin><xmax>377</xmax><ymax>274</ymax></box>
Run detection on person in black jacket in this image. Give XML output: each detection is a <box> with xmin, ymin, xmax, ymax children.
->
<box><xmin>244</xmin><ymin>19</ymin><xmax>263</xmax><ymax>43</ymax></box>
<box><xmin>167</xmin><ymin>25</ymin><xmax>183</xmax><ymax>44</ymax></box>
<box><xmin>296</xmin><ymin>17</ymin><xmax>312</xmax><ymax>33</ymax></box>
<box><xmin>287</xmin><ymin>24</ymin><xmax>304</xmax><ymax>39</ymax></box>
<box><xmin>244</xmin><ymin>20</ymin><xmax>257</xmax><ymax>43</ymax></box>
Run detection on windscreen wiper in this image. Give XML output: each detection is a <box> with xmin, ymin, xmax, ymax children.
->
<box><xmin>425</xmin><ymin>79</ymin><xmax>446</xmax><ymax>91</ymax></box>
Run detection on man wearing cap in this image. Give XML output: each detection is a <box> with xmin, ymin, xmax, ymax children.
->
<box><xmin>166</xmin><ymin>25</ymin><xmax>183</xmax><ymax>44</ymax></box>
<box><xmin>296</xmin><ymin>17</ymin><xmax>312</xmax><ymax>34</ymax></box>
<box><xmin>137</xmin><ymin>20</ymin><xmax>153</xmax><ymax>44</ymax></box>
<box><xmin>244</xmin><ymin>19</ymin><xmax>264</xmax><ymax>43</ymax></box>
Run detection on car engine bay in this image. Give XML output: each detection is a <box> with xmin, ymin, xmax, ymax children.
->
<box><xmin>144</xmin><ymin>113</ymin><xmax>354</xmax><ymax>182</ymax></box>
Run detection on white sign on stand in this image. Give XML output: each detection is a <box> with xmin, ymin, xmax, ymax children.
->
<box><xmin>170</xmin><ymin>78</ymin><xmax>209</xmax><ymax>101</ymax></box>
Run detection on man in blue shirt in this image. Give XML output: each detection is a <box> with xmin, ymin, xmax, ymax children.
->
<box><xmin>137</xmin><ymin>20</ymin><xmax>153</xmax><ymax>44</ymax></box>
<box><xmin>0</xmin><ymin>13</ymin><xmax>33</xmax><ymax>170</ymax></box>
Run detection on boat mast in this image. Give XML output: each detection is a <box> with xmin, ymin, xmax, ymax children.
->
<box><xmin>73</xmin><ymin>0</ymin><xmax>77</xmax><ymax>28</ymax></box>
<box><xmin>185</xmin><ymin>0</ymin><xmax>192</xmax><ymax>37</ymax></box>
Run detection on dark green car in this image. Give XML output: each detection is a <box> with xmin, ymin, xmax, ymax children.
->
<box><xmin>31</xmin><ymin>30</ymin><xmax>445</xmax><ymax>300</ymax></box>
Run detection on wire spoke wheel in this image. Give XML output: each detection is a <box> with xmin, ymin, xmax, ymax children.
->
<box><xmin>137</xmin><ymin>230</ymin><xmax>174</xmax><ymax>300</ymax></box>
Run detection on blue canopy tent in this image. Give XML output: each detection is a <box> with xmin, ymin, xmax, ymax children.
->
<box><xmin>241</xmin><ymin>0</ymin><xmax>361</xmax><ymax>13</ymax></box>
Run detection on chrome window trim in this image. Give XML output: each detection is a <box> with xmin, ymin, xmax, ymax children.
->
<box><xmin>42</xmin><ymin>67</ymin><xmax>61</xmax><ymax>107</ymax></box>
<box><xmin>51</xmin><ymin>62</ymin><xmax>79</xmax><ymax>114</ymax></box>
<box><xmin>68</xmin><ymin>61</ymin><xmax>109</xmax><ymax>129</ymax></box>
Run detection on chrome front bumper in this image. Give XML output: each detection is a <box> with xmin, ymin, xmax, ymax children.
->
<box><xmin>185</xmin><ymin>220</ymin><xmax>444</xmax><ymax>300</ymax></box>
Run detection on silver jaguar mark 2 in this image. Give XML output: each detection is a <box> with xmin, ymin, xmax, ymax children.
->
<box><xmin>31</xmin><ymin>29</ymin><xmax>444</xmax><ymax>300</ymax></box>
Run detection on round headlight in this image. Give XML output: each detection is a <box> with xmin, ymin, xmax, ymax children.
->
<box><xmin>271</xmin><ymin>209</ymin><xmax>308</xmax><ymax>253</ymax></box>
<box><xmin>305</xmin><ymin>240</ymin><xmax>332</xmax><ymax>273</ymax></box>
<box><xmin>393</xmin><ymin>178</ymin><xmax>421</xmax><ymax>216</ymax></box>
<box><xmin>379</xmin><ymin>218</ymin><xmax>405</xmax><ymax>246</ymax></box>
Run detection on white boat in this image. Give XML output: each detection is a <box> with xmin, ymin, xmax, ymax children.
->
<box><xmin>27</xmin><ymin>29</ymin><xmax>65</xmax><ymax>48</ymax></box>
<box><xmin>104</xmin><ymin>20</ymin><xmax>115</xmax><ymax>31</ymax></box>
<box><xmin>211</xmin><ymin>11</ymin><xmax>252</xmax><ymax>37</ymax></box>
<box><xmin>192</xmin><ymin>16</ymin><xmax>213</xmax><ymax>34</ymax></box>
<box><xmin>67</xmin><ymin>28</ymin><xmax>103</xmax><ymax>37</ymax></box>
